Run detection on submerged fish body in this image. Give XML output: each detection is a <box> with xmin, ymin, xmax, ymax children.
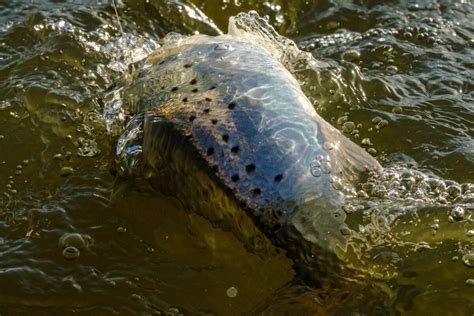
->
<box><xmin>113</xmin><ymin>12</ymin><xmax>381</xmax><ymax>275</ymax></box>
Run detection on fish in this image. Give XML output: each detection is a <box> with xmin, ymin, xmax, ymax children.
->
<box><xmin>109</xmin><ymin>11</ymin><xmax>382</xmax><ymax>278</ymax></box>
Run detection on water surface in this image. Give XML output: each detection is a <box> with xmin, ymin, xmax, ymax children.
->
<box><xmin>0</xmin><ymin>0</ymin><xmax>473</xmax><ymax>314</ymax></box>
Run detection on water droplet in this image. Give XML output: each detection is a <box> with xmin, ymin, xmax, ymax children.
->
<box><xmin>226</xmin><ymin>286</ymin><xmax>238</xmax><ymax>298</ymax></box>
<box><xmin>62</xmin><ymin>246</ymin><xmax>80</xmax><ymax>260</ymax></box>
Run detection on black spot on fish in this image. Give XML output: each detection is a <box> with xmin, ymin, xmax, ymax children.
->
<box><xmin>171</xmin><ymin>87</ymin><xmax>179</xmax><ymax>92</ymax></box>
<box><xmin>184</xmin><ymin>63</ymin><xmax>192</xmax><ymax>68</ymax></box>
<box><xmin>211</xmin><ymin>119</ymin><xmax>218</xmax><ymax>125</ymax></box>
<box><xmin>231</xmin><ymin>174</ymin><xmax>240</xmax><ymax>182</ymax></box>
<box><xmin>222</xmin><ymin>134</ymin><xmax>229</xmax><ymax>142</ymax></box>
<box><xmin>209</xmin><ymin>85</ymin><xmax>216</xmax><ymax>90</ymax></box>
<box><xmin>205</xmin><ymin>97</ymin><xmax>212</xmax><ymax>102</ymax></box>
<box><xmin>207</xmin><ymin>147</ymin><xmax>214</xmax><ymax>155</ymax></box>
<box><xmin>246</xmin><ymin>164</ymin><xmax>256</xmax><ymax>173</ymax></box>
<box><xmin>182</xmin><ymin>97</ymin><xmax>188</xmax><ymax>102</ymax></box>
<box><xmin>203</xmin><ymin>108</ymin><xmax>210</xmax><ymax>114</ymax></box>
<box><xmin>190</xmin><ymin>78</ymin><xmax>197</xmax><ymax>85</ymax></box>
<box><xmin>192</xmin><ymin>88</ymin><xmax>198</xmax><ymax>93</ymax></box>
<box><xmin>159</xmin><ymin>60</ymin><xmax>166</xmax><ymax>65</ymax></box>
<box><xmin>161</xmin><ymin>86</ymin><xmax>165</xmax><ymax>90</ymax></box>
<box><xmin>274</xmin><ymin>174</ymin><xmax>283</xmax><ymax>182</ymax></box>
<box><xmin>231</xmin><ymin>146</ymin><xmax>239</xmax><ymax>154</ymax></box>
<box><xmin>228</xmin><ymin>102</ymin><xmax>236</xmax><ymax>110</ymax></box>
<box><xmin>189</xmin><ymin>115</ymin><xmax>196</xmax><ymax>122</ymax></box>
<box><xmin>211</xmin><ymin>165</ymin><xmax>218</xmax><ymax>172</ymax></box>
<box><xmin>252</xmin><ymin>188</ymin><xmax>261</xmax><ymax>197</ymax></box>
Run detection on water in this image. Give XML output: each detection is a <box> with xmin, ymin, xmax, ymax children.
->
<box><xmin>0</xmin><ymin>0</ymin><xmax>473</xmax><ymax>314</ymax></box>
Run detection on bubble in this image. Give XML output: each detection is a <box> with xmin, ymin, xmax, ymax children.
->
<box><xmin>117</xmin><ymin>226</ymin><xmax>127</xmax><ymax>234</ymax></box>
<box><xmin>450</xmin><ymin>206</ymin><xmax>465</xmax><ymax>221</ymax></box>
<box><xmin>131</xmin><ymin>293</ymin><xmax>143</xmax><ymax>301</ymax></box>
<box><xmin>357</xmin><ymin>190</ymin><xmax>369</xmax><ymax>199</ymax></box>
<box><xmin>53</xmin><ymin>154</ymin><xmax>64</xmax><ymax>160</ymax></box>
<box><xmin>226</xmin><ymin>286</ymin><xmax>238</xmax><ymax>298</ymax></box>
<box><xmin>392</xmin><ymin>106</ymin><xmax>403</xmax><ymax>114</ymax></box>
<box><xmin>376</xmin><ymin>120</ymin><xmax>388</xmax><ymax>129</ymax></box>
<box><xmin>59</xmin><ymin>233</ymin><xmax>91</xmax><ymax>250</ymax></box>
<box><xmin>340</xmin><ymin>225</ymin><xmax>351</xmax><ymax>235</ymax></box>
<box><xmin>466</xmin><ymin>230</ymin><xmax>474</xmax><ymax>237</ymax></box>
<box><xmin>387</xmin><ymin>65</ymin><xmax>398</xmax><ymax>72</ymax></box>
<box><xmin>310</xmin><ymin>163</ymin><xmax>322</xmax><ymax>177</ymax></box>
<box><xmin>342</xmin><ymin>49</ymin><xmax>361</xmax><ymax>61</ymax></box>
<box><xmin>361</xmin><ymin>138</ymin><xmax>373</xmax><ymax>146</ymax></box>
<box><xmin>62</xmin><ymin>246</ymin><xmax>80</xmax><ymax>260</ymax></box>
<box><xmin>321</xmin><ymin>161</ymin><xmax>331</xmax><ymax>174</ymax></box>
<box><xmin>462</xmin><ymin>183</ymin><xmax>474</xmax><ymax>194</ymax></box>
<box><xmin>323</xmin><ymin>142</ymin><xmax>334</xmax><ymax>150</ymax></box>
<box><xmin>372</xmin><ymin>116</ymin><xmax>383</xmax><ymax>124</ymax></box>
<box><xmin>342</xmin><ymin>121</ymin><xmax>356</xmax><ymax>133</ymax></box>
<box><xmin>166</xmin><ymin>307</ymin><xmax>181</xmax><ymax>315</ymax></box>
<box><xmin>462</xmin><ymin>253</ymin><xmax>474</xmax><ymax>268</ymax></box>
<box><xmin>337</xmin><ymin>116</ymin><xmax>348</xmax><ymax>125</ymax></box>
<box><xmin>342</xmin><ymin>204</ymin><xmax>357</xmax><ymax>214</ymax></box>
<box><xmin>447</xmin><ymin>185</ymin><xmax>462</xmax><ymax>198</ymax></box>
<box><xmin>215</xmin><ymin>43</ymin><xmax>234</xmax><ymax>51</ymax></box>
<box><xmin>466</xmin><ymin>279</ymin><xmax>474</xmax><ymax>286</ymax></box>
<box><xmin>368</xmin><ymin>148</ymin><xmax>377</xmax><ymax>155</ymax></box>
<box><xmin>60</xmin><ymin>166</ymin><xmax>74</xmax><ymax>177</ymax></box>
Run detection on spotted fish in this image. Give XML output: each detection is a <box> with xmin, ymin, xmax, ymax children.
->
<box><xmin>111</xmin><ymin>12</ymin><xmax>381</xmax><ymax>277</ymax></box>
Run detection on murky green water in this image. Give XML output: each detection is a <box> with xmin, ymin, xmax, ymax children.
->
<box><xmin>0</xmin><ymin>0</ymin><xmax>473</xmax><ymax>315</ymax></box>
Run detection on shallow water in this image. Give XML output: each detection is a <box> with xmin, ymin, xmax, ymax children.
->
<box><xmin>0</xmin><ymin>0</ymin><xmax>473</xmax><ymax>315</ymax></box>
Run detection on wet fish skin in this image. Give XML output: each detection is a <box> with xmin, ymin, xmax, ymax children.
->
<box><xmin>115</xmin><ymin>18</ymin><xmax>381</xmax><ymax>276</ymax></box>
